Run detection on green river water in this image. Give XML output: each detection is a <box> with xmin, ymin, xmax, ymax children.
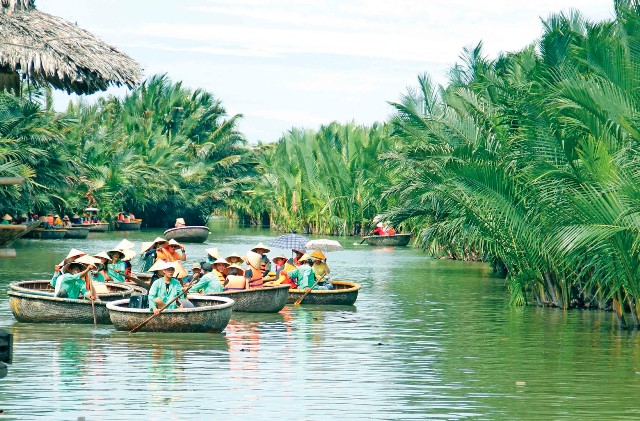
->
<box><xmin>0</xmin><ymin>221</ymin><xmax>639</xmax><ymax>420</ymax></box>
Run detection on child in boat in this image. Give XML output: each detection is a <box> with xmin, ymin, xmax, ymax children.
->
<box><xmin>148</xmin><ymin>262</ymin><xmax>184</xmax><ymax>315</ymax></box>
<box><xmin>188</xmin><ymin>262</ymin><xmax>224</xmax><ymax>294</ymax></box>
<box><xmin>105</xmin><ymin>249</ymin><xmax>126</xmax><ymax>282</ymax></box>
<box><xmin>55</xmin><ymin>262</ymin><xmax>96</xmax><ymax>300</ymax></box>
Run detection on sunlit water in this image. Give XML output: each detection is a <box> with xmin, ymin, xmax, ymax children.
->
<box><xmin>1</xmin><ymin>221</ymin><xmax>639</xmax><ymax>419</ymax></box>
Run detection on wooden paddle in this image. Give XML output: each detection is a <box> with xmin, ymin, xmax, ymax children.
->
<box><xmin>124</xmin><ymin>273</ymin><xmax>151</xmax><ymax>289</ymax></box>
<box><xmin>88</xmin><ymin>280</ymin><xmax>97</xmax><ymax>327</ymax></box>
<box><xmin>293</xmin><ymin>274</ymin><xmax>326</xmax><ymax>306</ymax></box>
<box><xmin>130</xmin><ymin>281</ymin><xmax>194</xmax><ymax>333</ymax></box>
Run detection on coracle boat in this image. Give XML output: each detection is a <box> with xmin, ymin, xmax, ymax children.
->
<box><xmin>23</xmin><ymin>228</ymin><xmax>67</xmax><ymax>240</ymax></box>
<box><xmin>287</xmin><ymin>281</ymin><xmax>361</xmax><ymax>305</ymax></box>
<box><xmin>107</xmin><ymin>295</ymin><xmax>235</xmax><ymax>333</ymax></box>
<box><xmin>202</xmin><ymin>284</ymin><xmax>290</xmax><ymax>313</ymax></box>
<box><xmin>115</xmin><ymin>220</ymin><xmax>142</xmax><ymax>230</ymax></box>
<box><xmin>8</xmin><ymin>282</ymin><xmax>134</xmax><ymax>324</ymax></box>
<box><xmin>363</xmin><ymin>233</ymin><xmax>411</xmax><ymax>247</ymax></box>
<box><xmin>0</xmin><ymin>221</ymin><xmax>41</xmax><ymax>247</ymax></box>
<box><xmin>164</xmin><ymin>226</ymin><xmax>210</xmax><ymax>243</ymax></box>
<box><xmin>63</xmin><ymin>226</ymin><xmax>89</xmax><ymax>239</ymax></box>
<box><xmin>74</xmin><ymin>222</ymin><xmax>110</xmax><ymax>232</ymax></box>
<box><xmin>9</xmin><ymin>280</ymin><xmax>135</xmax><ymax>302</ymax></box>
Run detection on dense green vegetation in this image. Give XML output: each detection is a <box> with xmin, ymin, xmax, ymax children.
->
<box><xmin>0</xmin><ymin>74</ymin><xmax>256</xmax><ymax>225</ymax></box>
<box><xmin>3</xmin><ymin>0</ymin><xmax>640</xmax><ymax>326</ymax></box>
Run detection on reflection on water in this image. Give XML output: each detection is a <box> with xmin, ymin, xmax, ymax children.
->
<box><xmin>0</xmin><ymin>223</ymin><xmax>639</xmax><ymax>419</ymax></box>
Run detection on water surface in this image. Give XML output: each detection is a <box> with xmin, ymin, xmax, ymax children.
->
<box><xmin>0</xmin><ymin>222</ymin><xmax>639</xmax><ymax>419</ymax></box>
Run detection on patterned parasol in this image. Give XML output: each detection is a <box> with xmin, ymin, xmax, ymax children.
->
<box><xmin>270</xmin><ymin>233</ymin><xmax>310</xmax><ymax>250</ymax></box>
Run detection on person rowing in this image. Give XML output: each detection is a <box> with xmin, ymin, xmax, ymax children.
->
<box><xmin>310</xmin><ymin>250</ymin><xmax>333</xmax><ymax>290</ymax></box>
<box><xmin>54</xmin><ymin>261</ymin><xmax>97</xmax><ymax>301</ymax></box>
<box><xmin>186</xmin><ymin>262</ymin><xmax>224</xmax><ymax>294</ymax></box>
<box><xmin>148</xmin><ymin>262</ymin><xmax>190</xmax><ymax>315</ymax></box>
<box><xmin>282</xmin><ymin>253</ymin><xmax>315</xmax><ymax>290</ymax></box>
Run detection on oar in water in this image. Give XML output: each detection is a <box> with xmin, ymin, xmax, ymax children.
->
<box><xmin>130</xmin><ymin>282</ymin><xmax>194</xmax><ymax>334</ymax></box>
<box><xmin>293</xmin><ymin>274</ymin><xmax>326</xmax><ymax>306</ymax></box>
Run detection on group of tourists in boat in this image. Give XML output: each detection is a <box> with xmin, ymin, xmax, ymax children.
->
<box><xmin>47</xmin><ymin>236</ymin><xmax>334</xmax><ymax>315</ymax></box>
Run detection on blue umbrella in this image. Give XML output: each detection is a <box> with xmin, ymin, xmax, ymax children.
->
<box><xmin>270</xmin><ymin>233</ymin><xmax>310</xmax><ymax>250</ymax></box>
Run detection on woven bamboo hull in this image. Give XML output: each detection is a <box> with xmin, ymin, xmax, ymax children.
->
<box><xmin>363</xmin><ymin>234</ymin><xmax>411</xmax><ymax>246</ymax></box>
<box><xmin>23</xmin><ymin>228</ymin><xmax>67</xmax><ymax>239</ymax></box>
<box><xmin>205</xmin><ymin>285</ymin><xmax>289</xmax><ymax>313</ymax></box>
<box><xmin>0</xmin><ymin>221</ymin><xmax>41</xmax><ymax>247</ymax></box>
<box><xmin>107</xmin><ymin>296</ymin><xmax>235</xmax><ymax>333</ymax></box>
<box><xmin>9</xmin><ymin>280</ymin><xmax>134</xmax><ymax>302</ymax></box>
<box><xmin>63</xmin><ymin>227</ymin><xmax>89</xmax><ymax>239</ymax></box>
<box><xmin>8</xmin><ymin>291</ymin><xmax>111</xmax><ymax>324</ymax></box>
<box><xmin>287</xmin><ymin>281</ymin><xmax>361</xmax><ymax>305</ymax></box>
<box><xmin>86</xmin><ymin>223</ymin><xmax>110</xmax><ymax>232</ymax></box>
<box><xmin>164</xmin><ymin>226</ymin><xmax>209</xmax><ymax>243</ymax></box>
<box><xmin>115</xmin><ymin>220</ymin><xmax>142</xmax><ymax>230</ymax></box>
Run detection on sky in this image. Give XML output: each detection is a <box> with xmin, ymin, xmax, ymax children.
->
<box><xmin>38</xmin><ymin>0</ymin><xmax>614</xmax><ymax>143</ymax></box>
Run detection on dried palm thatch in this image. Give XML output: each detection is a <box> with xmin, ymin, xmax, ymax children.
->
<box><xmin>0</xmin><ymin>0</ymin><xmax>142</xmax><ymax>94</ymax></box>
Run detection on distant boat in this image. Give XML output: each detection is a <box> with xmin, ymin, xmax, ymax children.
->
<box><xmin>63</xmin><ymin>226</ymin><xmax>89</xmax><ymax>239</ymax></box>
<box><xmin>0</xmin><ymin>221</ymin><xmax>41</xmax><ymax>247</ymax></box>
<box><xmin>23</xmin><ymin>228</ymin><xmax>67</xmax><ymax>240</ymax></box>
<box><xmin>363</xmin><ymin>233</ymin><xmax>411</xmax><ymax>247</ymax></box>
<box><xmin>115</xmin><ymin>220</ymin><xmax>142</xmax><ymax>230</ymax></box>
<box><xmin>73</xmin><ymin>222</ymin><xmax>110</xmax><ymax>232</ymax></box>
<box><xmin>164</xmin><ymin>226</ymin><xmax>209</xmax><ymax>243</ymax></box>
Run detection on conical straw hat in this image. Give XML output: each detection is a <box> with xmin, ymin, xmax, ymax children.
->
<box><xmin>65</xmin><ymin>248</ymin><xmax>86</xmax><ymax>261</ymax></box>
<box><xmin>75</xmin><ymin>255</ymin><xmax>101</xmax><ymax>265</ymax></box>
<box><xmin>116</xmin><ymin>239</ymin><xmax>135</xmax><ymax>250</ymax></box>
<box><xmin>93</xmin><ymin>251</ymin><xmax>112</xmax><ymax>262</ymax></box>
<box><xmin>122</xmin><ymin>249</ymin><xmax>136</xmax><ymax>261</ymax></box>
<box><xmin>148</xmin><ymin>259</ymin><xmax>170</xmax><ymax>272</ymax></box>
<box><xmin>246</xmin><ymin>251</ymin><xmax>262</xmax><ymax>269</ymax></box>
<box><xmin>205</xmin><ymin>248</ymin><xmax>220</xmax><ymax>259</ymax></box>
<box><xmin>251</xmin><ymin>242</ymin><xmax>271</xmax><ymax>253</ymax></box>
<box><xmin>226</xmin><ymin>252</ymin><xmax>243</xmax><ymax>263</ymax></box>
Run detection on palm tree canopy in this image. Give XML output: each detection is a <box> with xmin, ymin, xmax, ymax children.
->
<box><xmin>0</xmin><ymin>0</ymin><xmax>141</xmax><ymax>94</ymax></box>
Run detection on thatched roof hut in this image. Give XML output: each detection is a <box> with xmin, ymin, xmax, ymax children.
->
<box><xmin>0</xmin><ymin>0</ymin><xmax>141</xmax><ymax>94</ymax></box>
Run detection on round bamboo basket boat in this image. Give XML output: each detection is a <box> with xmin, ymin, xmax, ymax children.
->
<box><xmin>115</xmin><ymin>220</ymin><xmax>142</xmax><ymax>230</ymax></box>
<box><xmin>287</xmin><ymin>281</ymin><xmax>361</xmax><ymax>305</ymax></box>
<box><xmin>164</xmin><ymin>226</ymin><xmax>210</xmax><ymax>243</ymax></box>
<box><xmin>87</xmin><ymin>222</ymin><xmax>110</xmax><ymax>232</ymax></box>
<box><xmin>63</xmin><ymin>226</ymin><xmax>89</xmax><ymax>239</ymax></box>
<box><xmin>363</xmin><ymin>234</ymin><xmax>411</xmax><ymax>246</ymax></box>
<box><xmin>9</xmin><ymin>280</ymin><xmax>134</xmax><ymax>302</ymax></box>
<box><xmin>203</xmin><ymin>284</ymin><xmax>289</xmax><ymax>313</ymax></box>
<box><xmin>23</xmin><ymin>228</ymin><xmax>67</xmax><ymax>239</ymax></box>
<box><xmin>107</xmin><ymin>295</ymin><xmax>235</xmax><ymax>333</ymax></box>
<box><xmin>8</xmin><ymin>287</ymin><xmax>132</xmax><ymax>324</ymax></box>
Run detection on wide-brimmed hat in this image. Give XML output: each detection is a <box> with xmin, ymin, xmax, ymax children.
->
<box><xmin>62</xmin><ymin>215</ymin><xmax>70</xmax><ymax>221</ymax></box>
<box><xmin>246</xmin><ymin>251</ymin><xmax>262</xmax><ymax>269</ymax></box>
<box><xmin>205</xmin><ymin>248</ymin><xmax>220</xmax><ymax>259</ymax></box>
<box><xmin>212</xmin><ymin>258</ymin><xmax>230</xmax><ymax>267</ymax></box>
<box><xmin>310</xmin><ymin>250</ymin><xmax>326</xmax><ymax>261</ymax></box>
<box><xmin>116</xmin><ymin>239</ymin><xmax>135</xmax><ymax>251</ymax></box>
<box><xmin>148</xmin><ymin>259</ymin><xmax>171</xmax><ymax>272</ymax></box>
<box><xmin>298</xmin><ymin>253</ymin><xmax>312</xmax><ymax>263</ymax></box>
<box><xmin>271</xmin><ymin>254</ymin><xmax>287</xmax><ymax>263</ymax></box>
<box><xmin>168</xmin><ymin>239</ymin><xmax>183</xmax><ymax>248</ymax></box>
<box><xmin>64</xmin><ymin>248</ymin><xmax>86</xmax><ymax>263</ymax></box>
<box><xmin>175</xmin><ymin>218</ymin><xmax>186</xmax><ymax>225</ymax></box>
<box><xmin>226</xmin><ymin>263</ymin><xmax>244</xmax><ymax>276</ymax></box>
<box><xmin>75</xmin><ymin>255</ymin><xmax>101</xmax><ymax>266</ymax></box>
<box><xmin>225</xmin><ymin>252</ymin><xmax>243</xmax><ymax>263</ymax></box>
<box><xmin>192</xmin><ymin>262</ymin><xmax>202</xmax><ymax>270</ymax></box>
<box><xmin>107</xmin><ymin>248</ymin><xmax>125</xmax><ymax>259</ymax></box>
<box><xmin>251</xmin><ymin>242</ymin><xmax>271</xmax><ymax>254</ymax></box>
<box><xmin>93</xmin><ymin>251</ymin><xmax>112</xmax><ymax>262</ymax></box>
<box><xmin>2</xmin><ymin>214</ymin><xmax>12</xmax><ymax>221</ymax></box>
<box><xmin>63</xmin><ymin>261</ymin><xmax>86</xmax><ymax>273</ymax></box>
<box><xmin>122</xmin><ymin>249</ymin><xmax>136</xmax><ymax>261</ymax></box>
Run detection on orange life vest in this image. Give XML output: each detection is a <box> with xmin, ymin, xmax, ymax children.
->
<box><xmin>246</xmin><ymin>265</ymin><xmax>263</xmax><ymax>289</ymax></box>
<box><xmin>225</xmin><ymin>275</ymin><xmax>246</xmax><ymax>291</ymax></box>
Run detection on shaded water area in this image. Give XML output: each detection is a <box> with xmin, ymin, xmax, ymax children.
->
<box><xmin>1</xmin><ymin>220</ymin><xmax>640</xmax><ymax>419</ymax></box>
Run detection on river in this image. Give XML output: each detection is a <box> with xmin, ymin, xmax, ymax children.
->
<box><xmin>0</xmin><ymin>221</ymin><xmax>639</xmax><ymax>420</ymax></box>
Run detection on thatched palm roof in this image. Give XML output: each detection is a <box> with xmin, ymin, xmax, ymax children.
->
<box><xmin>0</xmin><ymin>0</ymin><xmax>142</xmax><ymax>94</ymax></box>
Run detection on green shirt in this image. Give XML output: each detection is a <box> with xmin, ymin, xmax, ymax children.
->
<box><xmin>148</xmin><ymin>277</ymin><xmax>183</xmax><ymax>310</ymax></box>
<box><xmin>191</xmin><ymin>272</ymin><xmax>224</xmax><ymax>294</ymax></box>
<box><xmin>0</xmin><ymin>220</ymin><xmax>9</xmax><ymax>225</ymax></box>
<box><xmin>107</xmin><ymin>261</ymin><xmax>126</xmax><ymax>282</ymax></box>
<box><xmin>88</xmin><ymin>271</ymin><xmax>105</xmax><ymax>283</ymax></box>
<box><xmin>56</xmin><ymin>273</ymin><xmax>89</xmax><ymax>300</ymax></box>
<box><xmin>288</xmin><ymin>265</ymin><xmax>315</xmax><ymax>289</ymax></box>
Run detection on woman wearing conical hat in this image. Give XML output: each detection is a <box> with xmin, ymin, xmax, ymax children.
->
<box><xmin>105</xmin><ymin>249</ymin><xmax>126</xmax><ymax>282</ymax></box>
<box><xmin>1</xmin><ymin>214</ymin><xmax>12</xmax><ymax>225</ymax></box>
